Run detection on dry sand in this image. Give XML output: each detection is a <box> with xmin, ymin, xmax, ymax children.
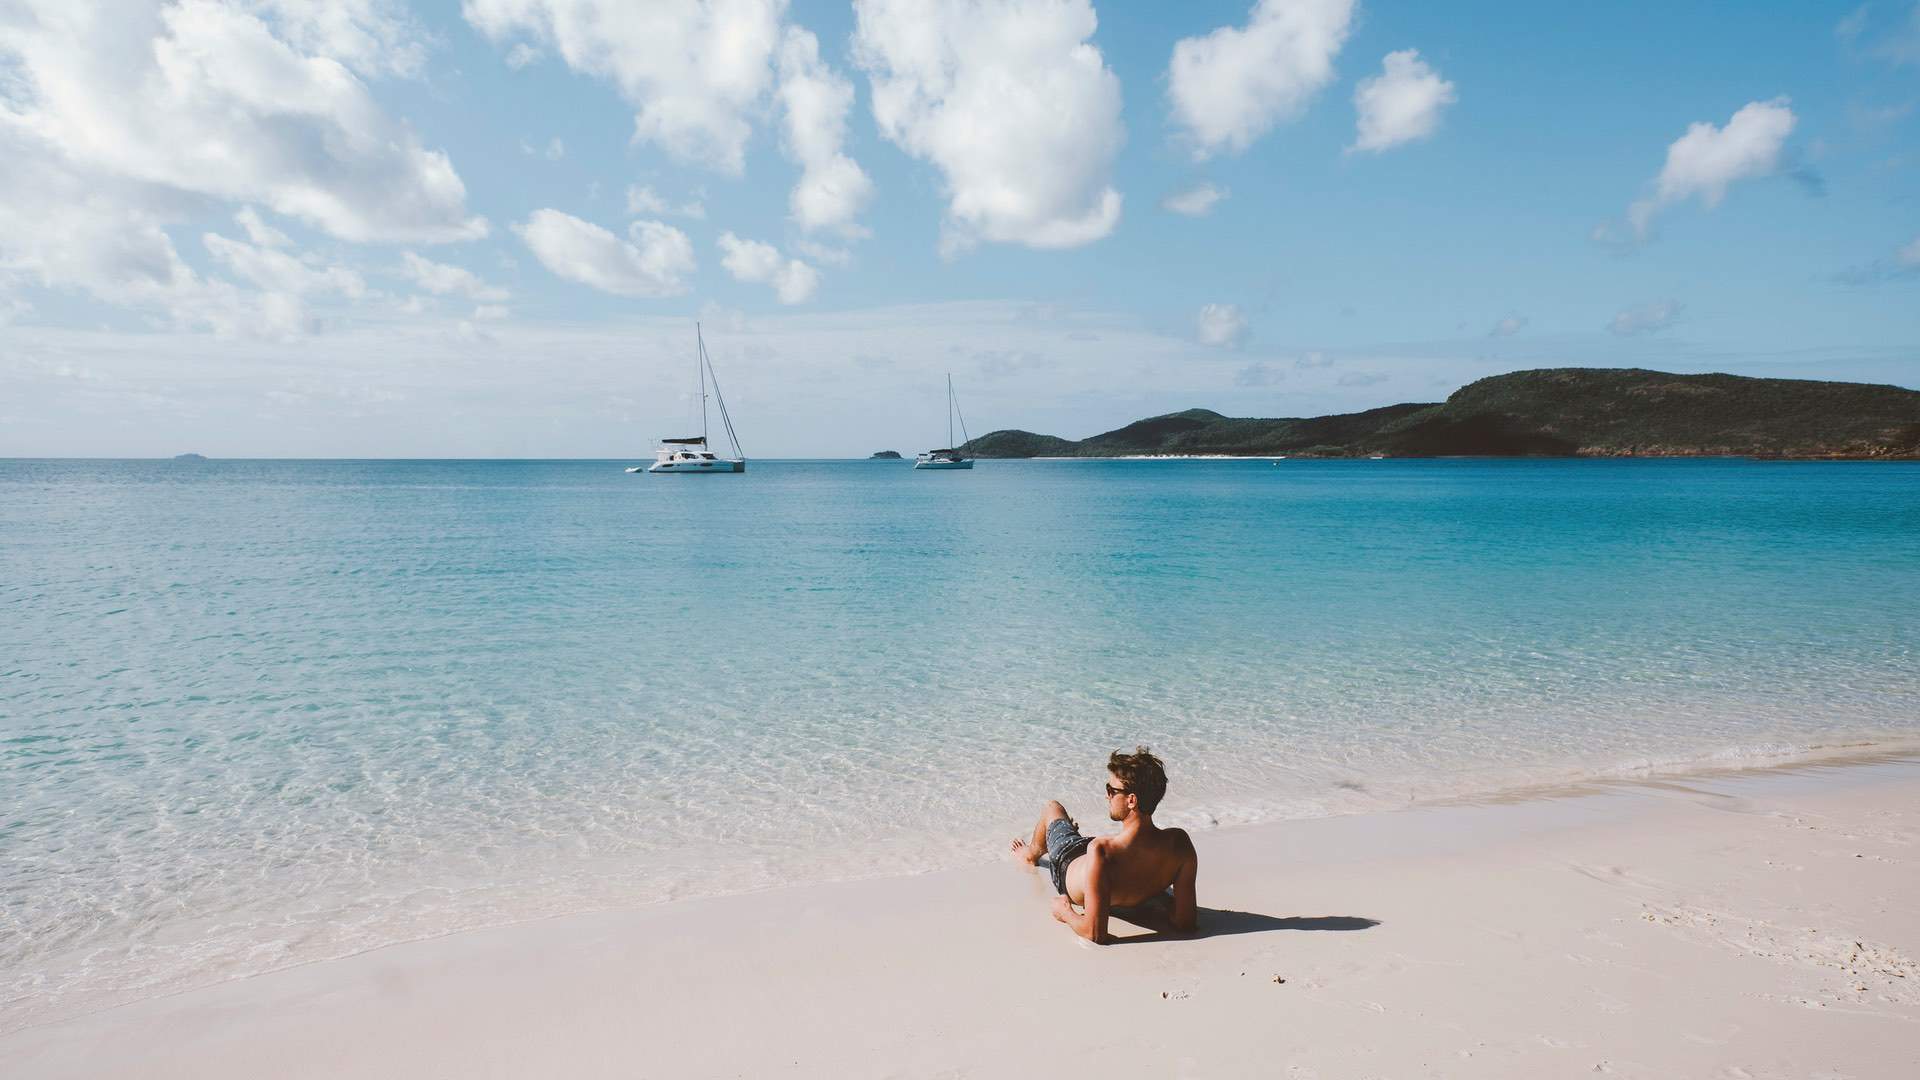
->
<box><xmin>7</xmin><ymin>756</ymin><xmax>1918</xmax><ymax>1078</ymax></box>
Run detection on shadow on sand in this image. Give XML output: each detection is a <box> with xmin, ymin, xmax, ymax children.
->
<box><xmin>1108</xmin><ymin>904</ymin><xmax>1380</xmax><ymax>944</ymax></box>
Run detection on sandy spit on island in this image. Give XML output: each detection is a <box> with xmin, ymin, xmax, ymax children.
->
<box><xmin>6</xmin><ymin>756</ymin><xmax>1918</xmax><ymax>1079</ymax></box>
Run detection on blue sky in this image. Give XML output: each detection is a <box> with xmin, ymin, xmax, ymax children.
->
<box><xmin>2</xmin><ymin>0</ymin><xmax>1917</xmax><ymax>457</ymax></box>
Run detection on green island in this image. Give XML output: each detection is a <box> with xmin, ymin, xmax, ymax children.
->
<box><xmin>960</xmin><ymin>368</ymin><xmax>1920</xmax><ymax>459</ymax></box>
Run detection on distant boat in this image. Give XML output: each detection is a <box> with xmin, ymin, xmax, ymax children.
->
<box><xmin>633</xmin><ymin>323</ymin><xmax>746</xmax><ymax>475</ymax></box>
<box><xmin>914</xmin><ymin>374</ymin><xmax>974</xmax><ymax>470</ymax></box>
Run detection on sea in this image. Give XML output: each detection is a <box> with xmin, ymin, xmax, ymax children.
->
<box><xmin>3</xmin><ymin>457</ymin><xmax>1917</xmax><ymax>1027</ymax></box>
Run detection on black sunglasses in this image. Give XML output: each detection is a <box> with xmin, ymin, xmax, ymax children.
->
<box><xmin>1105</xmin><ymin>783</ymin><xmax>1130</xmax><ymax>798</ymax></box>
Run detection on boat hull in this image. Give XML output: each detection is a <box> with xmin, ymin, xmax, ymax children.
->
<box><xmin>912</xmin><ymin>458</ymin><xmax>974</xmax><ymax>470</ymax></box>
<box><xmin>646</xmin><ymin>460</ymin><xmax>746</xmax><ymax>474</ymax></box>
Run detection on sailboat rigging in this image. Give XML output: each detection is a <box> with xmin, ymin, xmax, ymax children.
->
<box><xmin>630</xmin><ymin>323</ymin><xmax>746</xmax><ymax>474</ymax></box>
<box><xmin>914</xmin><ymin>374</ymin><xmax>974</xmax><ymax>470</ymax></box>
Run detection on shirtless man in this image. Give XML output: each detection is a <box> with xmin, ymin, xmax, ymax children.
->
<box><xmin>1010</xmin><ymin>746</ymin><xmax>1198</xmax><ymax>944</ymax></box>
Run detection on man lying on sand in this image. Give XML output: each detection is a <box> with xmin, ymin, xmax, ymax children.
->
<box><xmin>1011</xmin><ymin>746</ymin><xmax>1198</xmax><ymax>944</ymax></box>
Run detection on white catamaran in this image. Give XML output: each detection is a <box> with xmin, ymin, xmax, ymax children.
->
<box><xmin>631</xmin><ymin>323</ymin><xmax>746</xmax><ymax>475</ymax></box>
<box><xmin>914</xmin><ymin>374</ymin><xmax>974</xmax><ymax>470</ymax></box>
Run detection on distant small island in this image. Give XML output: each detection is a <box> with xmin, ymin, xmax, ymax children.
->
<box><xmin>959</xmin><ymin>368</ymin><xmax>1920</xmax><ymax>460</ymax></box>
<box><xmin>868</xmin><ymin>450</ymin><xmax>903</xmax><ymax>459</ymax></box>
<box><xmin>173</xmin><ymin>453</ymin><xmax>207</xmax><ymax>461</ymax></box>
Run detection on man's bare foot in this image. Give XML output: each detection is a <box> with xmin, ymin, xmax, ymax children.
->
<box><xmin>1009</xmin><ymin>837</ymin><xmax>1042</xmax><ymax>866</ymax></box>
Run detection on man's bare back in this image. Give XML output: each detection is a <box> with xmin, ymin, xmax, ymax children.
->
<box><xmin>1061</xmin><ymin>825</ymin><xmax>1194</xmax><ymax>909</ymax></box>
<box><xmin>1010</xmin><ymin>747</ymin><xmax>1198</xmax><ymax>944</ymax></box>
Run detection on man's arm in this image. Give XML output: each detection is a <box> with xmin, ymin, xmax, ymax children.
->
<box><xmin>1170</xmin><ymin>833</ymin><xmax>1198</xmax><ymax>934</ymax></box>
<box><xmin>1049</xmin><ymin>844</ymin><xmax>1110</xmax><ymax>944</ymax></box>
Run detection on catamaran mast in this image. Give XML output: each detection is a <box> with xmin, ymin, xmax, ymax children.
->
<box><xmin>947</xmin><ymin>373</ymin><xmax>954</xmax><ymax>448</ymax></box>
<box><xmin>698</xmin><ymin>326</ymin><xmax>746</xmax><ymax>461</ymax></box>
<box><xmin>698</xmin><ymin>323</ymin><xmax>709</xmax><ymax>445</ymax></box>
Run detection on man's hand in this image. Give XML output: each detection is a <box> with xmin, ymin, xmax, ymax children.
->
<box><xmin>1049</xmin><ymin>849</ymin><xmax>1109</xmax><ymax>944</ymax></box>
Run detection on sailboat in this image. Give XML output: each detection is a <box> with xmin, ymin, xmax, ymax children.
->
<box><xmin>631</xmin><ymin>323</ymin><xmax>746</xmax><ymax>474</ymax></box>
<box><xmin>914</xmin><ymin>374</ymin><xmax>974</xmax><ymax>470</ymax></box>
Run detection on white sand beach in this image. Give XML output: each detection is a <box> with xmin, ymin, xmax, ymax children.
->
<box><xmin>8</xmin><ymin>755</ymin><xmax>1917</xmax><ymax>1079</ymax></box>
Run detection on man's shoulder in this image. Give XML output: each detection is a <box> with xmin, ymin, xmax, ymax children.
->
<box><xmin>1161</xmin><ymin>827</ymin><xmax>1198</xmax><ymax>857</ymax></box>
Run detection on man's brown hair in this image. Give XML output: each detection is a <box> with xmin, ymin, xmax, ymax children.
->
<box><xmin>1108</xmin><ymin>745</ymin><xmax>1168</xmax><ymax>815</ymax></box>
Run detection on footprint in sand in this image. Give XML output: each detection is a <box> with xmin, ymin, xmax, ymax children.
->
<box><xmin>1589</xmin><ymin>989</ymin><xmax>1630</xmax><ymax>1015</ymax></box>
<box><xmin>1771</xmin><ymin>811</ymin><xmax>1915</xmax><ymax>848</ymax></box>
<box><xmin>1640</xmin><ymin>902</ymin><xmax>1920</xmax><ymax>1009</ymax></box>
<box><xmin>1565</xmin><ymin>862</ymin><xmax>1672</xmax><ymax>891</ymax></box>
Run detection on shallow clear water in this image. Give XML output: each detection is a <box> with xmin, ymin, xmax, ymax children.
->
<box><xmin>3</xmin><ymin>457</ymin><xmax>1917</xmax><ymax>1024</ymax></box>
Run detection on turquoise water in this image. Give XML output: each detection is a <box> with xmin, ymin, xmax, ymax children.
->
<box><xmin>3</xmin><ymin>458</ymin><xmax>1917</xmax><ymax>1023</ymax></box>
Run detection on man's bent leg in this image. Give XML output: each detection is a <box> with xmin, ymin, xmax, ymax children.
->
<box><xmin>1014</xmin><ymin>800</ymin><xmax>1072</xmax><ymax>866</ymax></box>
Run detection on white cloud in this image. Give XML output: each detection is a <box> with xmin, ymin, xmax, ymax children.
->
<box><xmin>0</xmin><ymin>0</ymin><xmax>486</xmax><ymax>246</ymax></box>
<box><xmin>257</xmin><ymin>0</ymin><xmax>430</xmax><ymax>79</ymax></box>
<box><xmin>0</xmin><ymin>128</ymin><xmax>313</xmax><ymax>338</ymax></box>
<box><xmin>1897</xmin><ymin>234</ymin><xmax>1920</xmax><ymax>268</ymax></box>
<box><xmin>717</xmin><ymin>232</ymin><xmax>819</xmax><ymax>304</ymax></box>
<box><xmin>1488</xmin><ymin>315</ymin><xmax>1526</xmax><ymax>338</ymax></box>
<box><xmin>197</xmin><ymin>224</ymin><xmax>371</xmax><ymax>338</ymax></box>
<box><xmin>473</xmin><ymin>304</ymin><xmax>510</xmax><ymax>320</ymax></box>
<box><xmin>794</xmin><ymin>237</ymin><xmax>854</xmax><ymax>267</ymax></box>
<box><xmin>1608</xmin><ymin>300</ymin><xmax>1683</xmax><ymax>336</ymax></box>
<box><xmin>627</xmin><ymin>186</ymin><xmax>668</xmax><ymax>215</ymax></box>
<box><xmin>203</xmin><ymin>232</ymin><xmax>366</xmax><ymax>299</ymax></box>
<box><xmin>1161</xmin><ymin>183</ymin><xmax>1227</xmax><ymax>216</ymax></box>
<box><xmin>464</xmin><ymin>0</ymin><xmax>784</xmax><ymax>174</ymax></box>
<box><xmin>1627</xmin><ymin>99</ymin><xmax>1796</xmax><ymax>239</ymax></box>
<box><xmin>504</xmin><ymin>41</ymin><xmax>541</xmax><ymax>69</ymax></box>
<box><xmin>1350</xmin><ymin>49</ymin><xmax>1457</xmax><ymax>153</ymax></box>
<box><xmin>696</xmin><ymin>301</ymin><xmax>751</xmax><ymax>333</ymax></box>
<box><xmin>778</xmin><ymin>26</ymin><xmax>874</xmax><ymax>236</ymax></box>
<box><xmin>545</xmin><ymin>137</ymin><xmax>565</xmax><ymax>161</ymax></box>
<box><xmin>515</xmin><ymin>210</ymin><xmax>694</xmax><ymax>298</ymax></box>
<box><xmin>625</xmin><ymin>185</ymin><xmax>706</xmax><ymax>219</ymax></box>
<box><xmin>1196</xmin><ymin>303</ymin><xmax>1248</xmax><ymax>348</ymax></box>
<box><xmin>234</xmin><ymin>207</ymin><xmax>292</xmax><ymax>249</ymax></box>
<box><xmin>1842</xmin><ymin>2</ymin><xmax>1920</xmax><ymax>64</ymax></box>
<box><xmin>399</xmin><ymin>252</ymin><xmax>510</xmax><ymax>301</ymax></box>
<box><xmin>1295</xmin><ymin>350</ymin><xmax>1333</xmax><ymax>368</ymax></box>
<box><xmin>1167</xmin><ymin>0</ymin><xmax>1355</xmax><ymax>160</ymax></box>
<box><xmin>852</xmin><ymin>0</ymin><xmax>1124</xmax><ymax>254</ymax></box>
